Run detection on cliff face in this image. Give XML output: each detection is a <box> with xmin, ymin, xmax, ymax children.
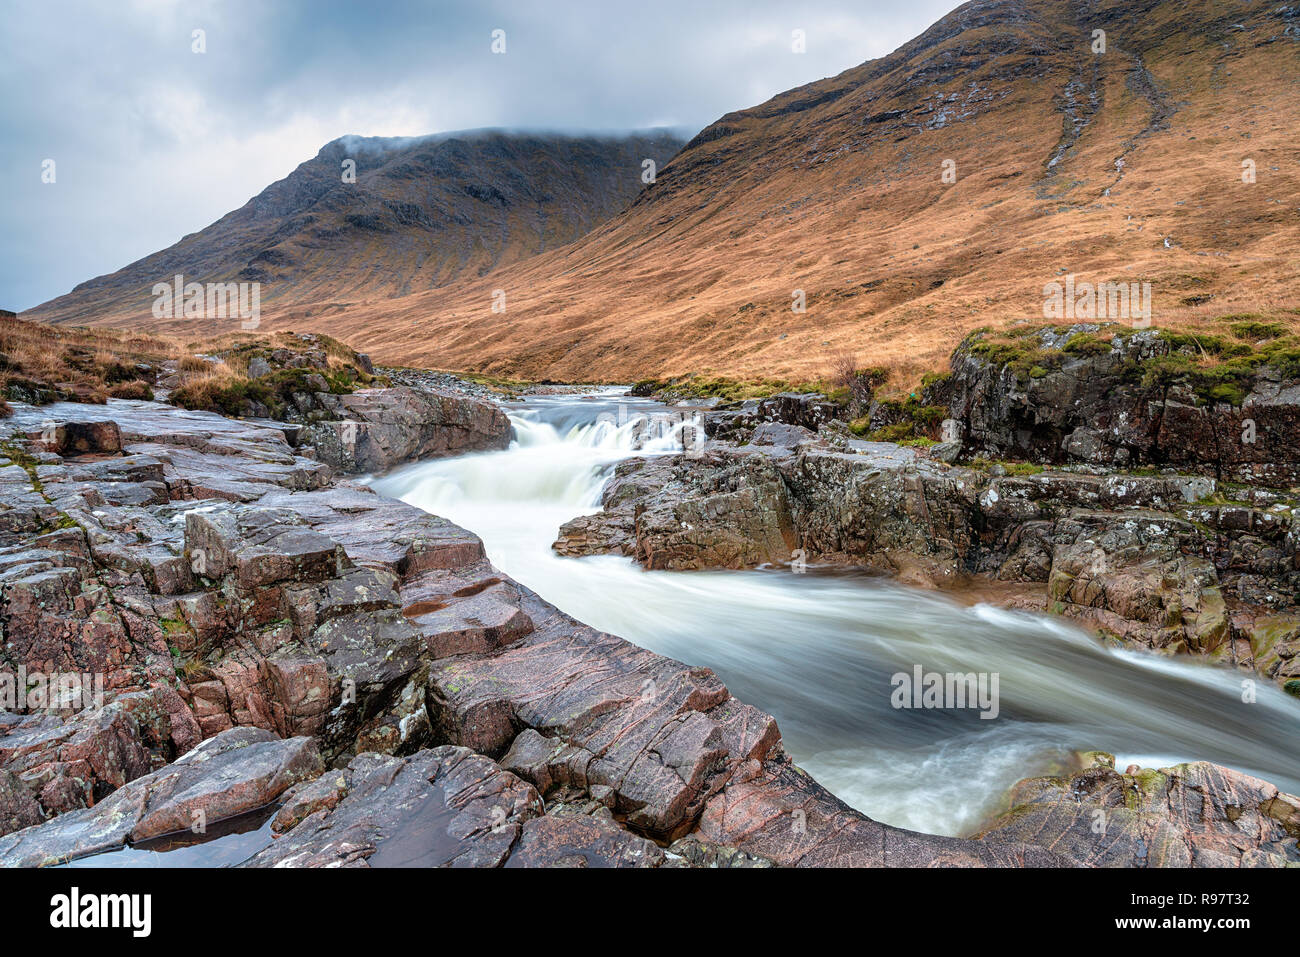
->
<box><xmin>24</xmin><ymin>129</ymin><xmax>685</xmax><ymax>328</ymax></box>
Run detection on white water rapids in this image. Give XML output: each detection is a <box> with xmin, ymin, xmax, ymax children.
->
<box><xmin>371</xmin><ymin>390</ymin><xmax>1300</xmax><ymax>837</ymax></box>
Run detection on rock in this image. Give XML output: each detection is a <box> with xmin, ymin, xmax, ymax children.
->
<box><xmin>0</xmin><ymin>687</ymin><xmax>204</xmax><ymax>837</ymax></box>
<box><xmin>402</xmin><ymin>575</ymin><xmax>534</xmax><ymax>658</ymax></box>
<box><xmin>974</xmin><ymin>757</ymin><xmax>1300</xmax><ymax>867</ymax></box>
<box><xmin>553</xmin><ymin>510</ymin><xmax>637</xmax><ymax>559</ymax></box>
<box><xmin>0</xmin><ymin>705</ymin><xmax>153</xmax><ymax>823</ymax></box>
<box><xmin>253</xmin><ymin>746</ymin><xmax>775</xmax><ymax>868</ymax></box>
<box><xmin>930</xmin><ymin>439</ymin><xmax>961</xmax><ymax>463</ymax></box>
<box><xmin>1044</xmin><ymin>511</ymin><xmax>1228</xmax><ymax>653</ymax></box>
<box><xmin>425</xmin><ymin>594</ymin><xmax>782</xmax><ymax>840</ymax></box>
<box><xmin>555</xmin><ymin>449</ymin><xmax>796</xmax><ymax>570</ymax></box>
<box><xmin>505</xmin><ymin>807</ymin><xmax>666</xmax><ymax>868</ymax></box>
<box><xmin>705</xmin><ymin>392</ymin><xmax>841</xmax><ymax>443</ymax></box>
<box><xmin>941</xmin><ymin>326</ymin><xmax>1300</xmax><ymax>485</ymax></box>
<box><xmin>259</xmin><ymin>484</ymin><xmax>486</xmax><ymax>575</ymax></box>
<box><xmin>664</xmin><ymin>834</ymin><xmax>775</xmax><ymax>867</ymax></box>
<box><xmin>0</xmin><ymin>728</ymin><xmax>322</xmax><ymax>866</ymax></box>
<box><xmin>552</xmin><ymin>433</ymin><xmax>1300</xmax><ymax>680</ymax></box>
<box><xmin>304</xmin><ymin>387</ymin><xmax>510</xmax><ymax>474</ymax></box>
<box><xmin>246</xmin><ymin>747</ymin><xmax>542</xmax><ymax>867</ymax></box>
<box><xmin>2</xmin><ymin>371</ymin><xmax>1295</xmax><ymax>870</ymax></box>
<box><xmin>185</xmin><ymin>506</ymin><xmax>344</xmax><ymax>587</ymax></box>
<box><xmin>748</xmin><ymin>421</ymin><xmax>815</xmax><ymax>449</ymax></box>
<box><xmin>0</xmin><ymin>770</ymin><xmax>43</xmax><ymax>836</ymax></box>
<box><xmin>40</xmin><ymin>420</ymin><xmax>123</xmax><ymax>456</ymax></box>
<box><xmin>695</xmin><ymin>752</ymin><xmax>1075</xmax><ymax>867</ymax></box>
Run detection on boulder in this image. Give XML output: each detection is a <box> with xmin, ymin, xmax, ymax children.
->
<box><xmin>305</xmin><ymin>387</ymin><xmax>510</xmax><ymax>474</ymax></box>
<box><xmin>705</xmin><ymin>392</ymin><xmax>841</xmax><ymax>442</ymax></box>
<box><xmin>554</xmin><ymin>449</ymin><xmax>796</xmax><ymax>571</ymax></box>
<box><xmin>695</xmin><ymin>752</ymin><xmax>1074</xmax><ymax>867</ymax></box>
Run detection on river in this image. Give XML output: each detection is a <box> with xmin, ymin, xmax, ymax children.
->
<box><xmin>370</xmin><ymin>389</ymin><xmax>1300</xmax><ymax>838</ymax></box>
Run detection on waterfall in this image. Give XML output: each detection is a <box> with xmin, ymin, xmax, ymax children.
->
<box><xmin>371</xmin><ymin>390</ymin><xmax>1300</xmax><ymax>837</ymax></box>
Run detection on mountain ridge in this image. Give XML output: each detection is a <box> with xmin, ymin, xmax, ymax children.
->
<box><xmin>272</xmin><ymin>0</ymin><xmax>1300</xmax><ymax>382</ymax></box>
<box><xmin>26</xmin><ymin>0</ymin><xmax>1300</xmax><ymax>385</ymax></box>
<box><xmin>28</xmin><ymin>128</ymin><xmax>686</xmax><ymax>324</ymax></box>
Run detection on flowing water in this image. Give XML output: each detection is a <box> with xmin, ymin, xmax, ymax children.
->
<box><xmin>371</xmin><ymin>389</ymin><xmax>1300</xmax><ymax>838</ymax></box>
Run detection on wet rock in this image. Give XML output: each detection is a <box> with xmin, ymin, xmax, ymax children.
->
<box><xmin>748</xmin><ymin>421</ymin><xmax>816</xmax><ymax>449</ymax></box>
<box><xmin>402</xmin><ymin>575</ymin><xmax>535</xmax><ymax>658</ymax></box>
<box><xmin>44</xmin><ymin>421</ymin><xmax>122</xmax><ymax>456</ymax></box>
<box><xmin>254</xmin><ymin>746</ymin><xmax>746</xmax><ymax>868</ymax></box>
<box><xmin>0</xmin><ymin>704</ymin><xmax>155</xmax><ymax>830</ymax></box>
<box><xmin>505</xmin><ymin>807</ymin><xmax>666</xmax><ymax>868</ymax></box>
<box><xmin>554</xmin><ymin>434</ymin><xmax>1300</xmax><ymax>680</ymax></box>
<box><xmin>556</xmin><ymin>449</ymin><xmax>796</xmax><ymax>570</ymax></box>
<box><xmin>974</xmin><ymin>757</ymin><xmax>1300</xmax><ymax>867</ymax></box>
<box><xmin>257</xmin><ymin>485</ymin><xmax>486</xmax><ymax>575</ymax></box>
<box><xmin>0</xmin><ymin>769</ymin><xmax>43</xmax><ymax>835</ymax></box>
<box><xmin>553</xmin><ymin>511</ymin><xmax>637</xmax><ymax>559</ymax></box>
<box><xmin>785</xmin><ymin>446</ymin><xmax>980</xmax><ymax>580</ymax></box>
<box><xmin>930</xmin><ymin>439</ymin><xmax>962</xmax><ymax>463</ymax></box>
<box><xmin>664</xmin><ymin>834</ymin><xmax>775</xmax><ymax>868</ymax></box>
<box><xmin>185</xmin><ymin>506</ymin><xmax>345</xmax><ymax>587</ymax></box>
<box><xmin>305</xmin><ymin>387</ymin><xmax>510</xmax><ymax>474</ymax></box>
<box><xmin>246</xmin><ymin>747</ymin><xmax>542</xmax><ymax>867</ymax></box>
<box><xmin>426</xmin><ymin>591</ymin><xmax>783</xmax><ymax>840</ymax></box>
<box><xmin>1047</xmin><ymin>518</ymin><xmax>1228</xmax><ymax>654</ymax></box>
<box><xmin>695</xmin><ymin>752</ymin><xmax>1074</xmax><ymax>867</ymax></box>
<box><xmin>0</xmin><ymin>727</ymin><xmax>322</xmax><ymax>865</ymax></box>
<box><xmin>705</xmin><ymin>392</ymin><xmax>842</xmax><ymax>443</ymax></box>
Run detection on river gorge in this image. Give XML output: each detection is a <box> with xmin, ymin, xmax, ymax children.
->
<box><xmin>370</xmin><ymin>389</ymin><xmax>1300</xmax><ymax>838</ymax></box>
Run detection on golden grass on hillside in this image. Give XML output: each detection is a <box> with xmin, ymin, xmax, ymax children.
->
<box><xmin>19</xmin><ymin>0</ymin><xmax>1300</xmax><ymax>396</ymax></box>
<box><xmin>0</xmin><ymin>318</ymin><xmax>384</xmax><ymax>416</ymax></box>
<box><xmin>0</xmin><ymin>317</ymin><xmax>183</xmax><ymax>408</ymax></box>
<box><xmin>236</xmin><ymin>0</ymin><xmax>1297</xmax><ymax>389</ymax></box>
<box><xmin>166</xmin><ymin>329</ymin><xmax>384</xmax><ymax>418</ymax></box>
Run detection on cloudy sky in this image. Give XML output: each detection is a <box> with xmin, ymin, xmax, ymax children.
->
<box><xmin>1</xmin><ymin>0</ymin><xmax>958</xmax><ymax>311</ymax></box>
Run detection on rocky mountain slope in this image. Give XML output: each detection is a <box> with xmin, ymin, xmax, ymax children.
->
<box><xmin>25</xmin><ymin>130</ymin><xmax>685</xmax><ymax>331</ymax></box>
<box><xmin>228</xmin><ymin>0</ymin><xmax>1298</xmax><ymax>383</ymax></box>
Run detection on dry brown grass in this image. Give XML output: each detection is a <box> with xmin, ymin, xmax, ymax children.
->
<box><xmin>177</xmin><ymin>355</ymin><xmax>212</xmax><ymax>373</ymax></box>
<box><xmin>0</xmin><ymin>317</ymin><xmax>379</xmax><ymax>414</ymax></box>
<box><xmin>0</xmin><ymin>317</ymin><xmax>183</xmax><ymax>407</ymax></box>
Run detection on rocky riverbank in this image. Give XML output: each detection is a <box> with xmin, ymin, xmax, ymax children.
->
<box><xmin>0</xmin><ymin>388</ymin><xmax>1081</xmax><ymax>867</ymax></box>
<box><xmin>0</xmin><ymin>333</ymin><xmax>1296</xmax><ymax>867</ymax></box>
<box><xmin>562</xmin><ymin>325</ymin><xmax>1300</xmax><ymax>695</ymax></box>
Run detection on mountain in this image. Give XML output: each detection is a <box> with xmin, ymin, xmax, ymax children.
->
<box><xmin>252</xmin><ymin>0</ymin><xmax>1298</xmax><ymax>383</ymax></box>
<box><xmin>25</xmin><ymin>129</ymin><xmax>686</xmax><ymax>327</ymax></box>
<box><xmin>28</xmin><ymin>0</ymin><xmax>1300</xmax><ymax>385</ymax></box>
